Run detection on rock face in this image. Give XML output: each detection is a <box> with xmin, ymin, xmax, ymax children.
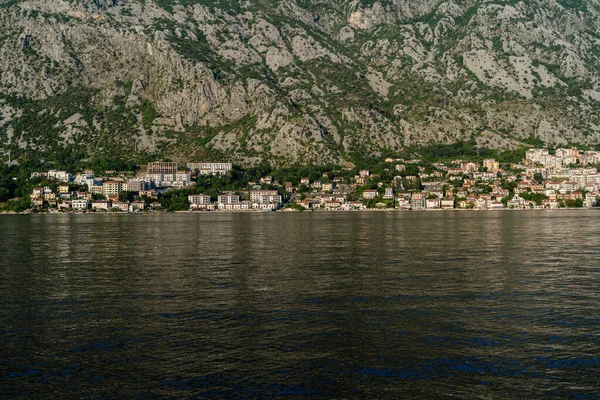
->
<box><xmin>0</xmin><ymin>0</ymin><xmax>599</xmax><ymax>166</ymax></box>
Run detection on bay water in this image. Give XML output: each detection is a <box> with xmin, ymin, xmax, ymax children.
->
<box><xmin>1</xmin><ymin>211</ymin><xmax>600</xmax><ymax>398</ymax></box>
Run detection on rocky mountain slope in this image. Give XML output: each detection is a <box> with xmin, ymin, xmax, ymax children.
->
<box><xmin>0</xmin><ymin>0</ymin><xmax>599</xmax><ymax>166</ymax></box>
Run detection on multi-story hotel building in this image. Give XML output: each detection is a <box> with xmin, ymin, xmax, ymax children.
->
<box><xmin>126</xmin><ymin>179</ymin><xmax>146</xmax><ymax>192</ymax></box>
<box><xmin>102</xmin><ymin>181</ymin><xmax>122</xmax><ymax>197</ymax></box>
<box><xmin>147</xmin><ymin>162</ymin><xmax>178</xmax><ymax>175</ymax></box>
<box><xmin>218</xmin><ymin>194</ymin><xmax>240</xmax><ymax>204</ymax></box>
<box><xmin>186</xmin><ymin>162</ymin><xmax>232</xmax><ymax>175</ymax></box>
<box><xmin>188</xmin><ymin>195</ymin><xmax>212</xmax><ymax>205</ymax></box>
<box><xmin>250</xmin><ymin>190</ymin><xmax>282</xmax><ymax>204</ymax></box>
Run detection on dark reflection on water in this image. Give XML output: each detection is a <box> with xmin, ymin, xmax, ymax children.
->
<box><xmin>1</xmin><ymin>211</ymin><xmax>600</xmax><ymax>398</ymax></box>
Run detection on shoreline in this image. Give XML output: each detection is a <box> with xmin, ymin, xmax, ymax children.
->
<box><xmin>2</xmin><ymin>207</ymin><xmax>598</xmax><ymax>216</ymax></box>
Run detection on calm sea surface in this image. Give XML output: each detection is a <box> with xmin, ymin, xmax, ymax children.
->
<box><xmin>1</xmin><ymin>211</ymin><xmax>600</xmax><ymax>398</ymax></box>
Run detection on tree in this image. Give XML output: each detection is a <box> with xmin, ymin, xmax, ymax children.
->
<box><xmin>0</xmin><ymin>166</ymin><xmax>17</xmax><ymax>202</ymax></box>
<box><xmin>118</xmin><ymin>191</ymin><xmax>135</xmax><ymax>202</ymax></box>
<box><xmin>287</xmin><ymin>203</ymin><xmax>304</xmax><ymax>212</ymax></box>
<box><xmin>521</xmin><ymin>192</ymin><xmax>548</xmax><ymax>206</ymax></box>
<box><xmin>563</xmin><ymin>198</ymin><xmax>584</xmax><ymax>208</ymax></box>
<box><xmin>1</xmin><ymin>196</ymin><xmax>31</xmax><ymax>213</ymax></box>
<box><xmin>159</xmin><ymin>191</ymin><xmax>190</xmax><ymax>211</ymax></box>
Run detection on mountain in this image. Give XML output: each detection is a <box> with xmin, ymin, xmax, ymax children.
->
<box><xmin>1</xmin><ymin>0</ymin><xmax>599</xmax><ymax>167</ymax></box>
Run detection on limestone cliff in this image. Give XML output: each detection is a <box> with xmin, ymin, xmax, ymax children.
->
<box><xmin>0</xmin><ymin>0</ymin><xmax>599</xmax><ymax>166</ymax></box>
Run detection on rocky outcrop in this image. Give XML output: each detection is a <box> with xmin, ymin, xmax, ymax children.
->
<box><xmin>0</xmin><ymin>0</ymin><xmax>599</xmax><ymax>166</ymax></box>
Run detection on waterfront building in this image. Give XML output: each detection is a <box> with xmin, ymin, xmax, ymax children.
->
<box><xmin>411</xmin><ymin>193</ymin><xmax>426</xmax><ymax>210</ymax></box>
<box><xmin>441</xmin><ymin>199</ymin><xmax>455</xmax><ymax>209</ymax></box>
<box><xmin>72</xmin><ymin>199</ymin><xmax>89</xmax><ymax>210</ymax></box>
<box><xmin>114</xmin><ymin>202</ymin><xmax>131</xmax><ymax>212</ymax></box>
<box><xmin>324</xmin><ymin>201</ymin><xmax>341</xmax><ymax>210</ymax></box>
<box><xmin>426</xmin><ymin>198</ymin><xmax>440</xmax><ymax>209</ymax></box>
<box><xmin>250</xmin><ymin>190</ymin><xmax>280</xmax><ymax>203</ymax></box>
<box><xmin>92</xmin><ymin>200</ymin><xmax>110</xmax><ymax>211</ymax></box>
<box><xmin>131</xmin><ymin>201</ymin><xmax>146</xmax><ymax>211</ymax></box>
<box><xmin>189</xmin><ymin>195</ymin><xmax>212</xmax><ymax>205</ymax></box>
<box><xmin>218</xmin><ymin>194</ymin><xmax>240</xmax><ymax>204</ymax></box>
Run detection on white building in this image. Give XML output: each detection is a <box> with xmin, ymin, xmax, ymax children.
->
<box><xmin>102</xmin><ymin>181</ymin><xmax>122</xmax><ymax>197</ymax></box>
<box><xmin>90</xmin><ymin>185</ymin><xmax>104</xmax><ymax>195</ymax></box>
<box><xmin>74</xmin><ymin>173</ymin><xmax>95</xmax><ymax>186</ymax></box>
<box><xmin>250</xmin><ymin>190</ymin><xmax>280</xmax><ymax>204</ymax></box>
<box><xmin>92</xmin><ymin>200</ymin><xmax>110</xmax><ymax>211</ymax></box>
<box><xmin>363</xmin><ymin>190</ymin><xmax>378</xmax><ymax>199</ymax></box>
<box><xmin>559</xmin><ymin>181</ymin><xmax>578</xmax><ymax>193</ymax></box>
<box><xmin>526</xmin><ymin>149</ymin><xmax>549</xmax><ymax>163</ymax></box>
<box><xmin>47</xmin><ymin>170</ymin><xmax>73</xmax><ymax>182</ymax></box>
<box><xmin>322</xmin><ymin>183</ymin><xmax>334</xmax><ymax>192</ymax></box>
<box><xmin>252</xmin><ymin>202</ymin><xmax>277</xmax><ymax>211</ymax></box>
<box><xmin>219</xmin><ymin>201</ymin><xmax>251</xmax><ymax>211</ymax></box>
<box><xmin>72</xmin><ymin>199</ymin><xmax>89</xmax><ymax>210</ymax></box>
<box><xmin>218</xmin><ymin>194</ymin><xmax>240</xmax><ymax>204</ymax></box>
<box><xmin>187</xmin><ymin>162</ymin><xmax>232</xmax><ymax>175</ymax></box>
<box><xmin>426</xmin><ymin>198</ymin><xmax>440</xmax><ymax>209</ymax></box>
<box><xmin>145</xmin><ymin>174</ymin><xmax>164</xmax><ymax>186</ymax></box>
<box><xmin>189</xmin><ymin>195</ymin><xmax>212</xmax><ymax>205</ymax></box>
<box><xmin>175</xmin><ymin>172</ymin><xmax>191</xmax><ymax>183</ymax></box>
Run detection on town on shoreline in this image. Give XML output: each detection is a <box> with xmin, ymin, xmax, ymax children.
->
<box><xmin>2</xmin><ymin>146</ymin><xmax>600</xmax><ymax>214</ymax></box>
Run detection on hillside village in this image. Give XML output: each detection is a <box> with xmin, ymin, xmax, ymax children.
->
<box><xmin>3</xmin><ymin>147</ymin><xmax>600</xmax><ymax>214</ymax></box>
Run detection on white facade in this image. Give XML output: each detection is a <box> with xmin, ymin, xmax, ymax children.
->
<box><xmin>189</xmin><ymin>195</ymin><xmax>212</xmax><ymax>205</ymax></box>
<box><xmin>250</xmin><ymin>190</ymin><xmax>278</xmax><ymax>202</ymax></box>
<box><xmin>526</xmin><ymin>149</ymin><xmax>549</xmax><ymax>163</ymax></box>
<box><xmin>145</xmin><ymin>174</ymin><xmax>164</xmax><ymax>185</ymax></box>
<box><xmin>74</xmin><ymin>173</ymin><xmax>95</xmax><ymax>186</ymax></box>
<box><xmin>175</xmin><ymin>173</ymin><xmax>191</xmax><ymax>182</ymax></box>
<box><xmin>47</xmin><ymin>170</ymin><xmax>73</xmax><ymax>182</ymax></box>
<box><xmin>72</xmin><ymin>199</ymin><xmax>89</xmax><ymax>210</ymax></box>
<box><xmin>363</xmin><ymin>190</ymin><xmax>378</xmax><ymax>199</ymax></box>
<box><xmin>187</xmin><ymin>162</ymin><xmax>232</xmax><ymax>175</ymax></box>
<box><xmin>426</xmin><ymin>199</ymin><xmax>440</xmax><ymax>209</ymax></box>
<box><xmin>218</xmin><ymin>201</ymin><xmax>251</xmax><ymax>210</ymax></box>
<box><xmin>218</xmin><ymin>194</ymin><xmax>240</xmax><ymax>204</ymax></box>
<box><xmin>383</xmin><ymin>187</ymin><xmax>394</xmax><ymax>199</ymax></box>
<box><xmin>102</xmin><ymin>182</ymin><xmax>122</xmax><ymax>197</ymax></box>
<box><xmin>559</xmin><ymin>181</ymin><xmax>578</xmax><ymax>193</ymax></box>
<box><xmin>92</xmin><ymin>201</ymin><xmax>110</xmax><ymax>211</ymax></box>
